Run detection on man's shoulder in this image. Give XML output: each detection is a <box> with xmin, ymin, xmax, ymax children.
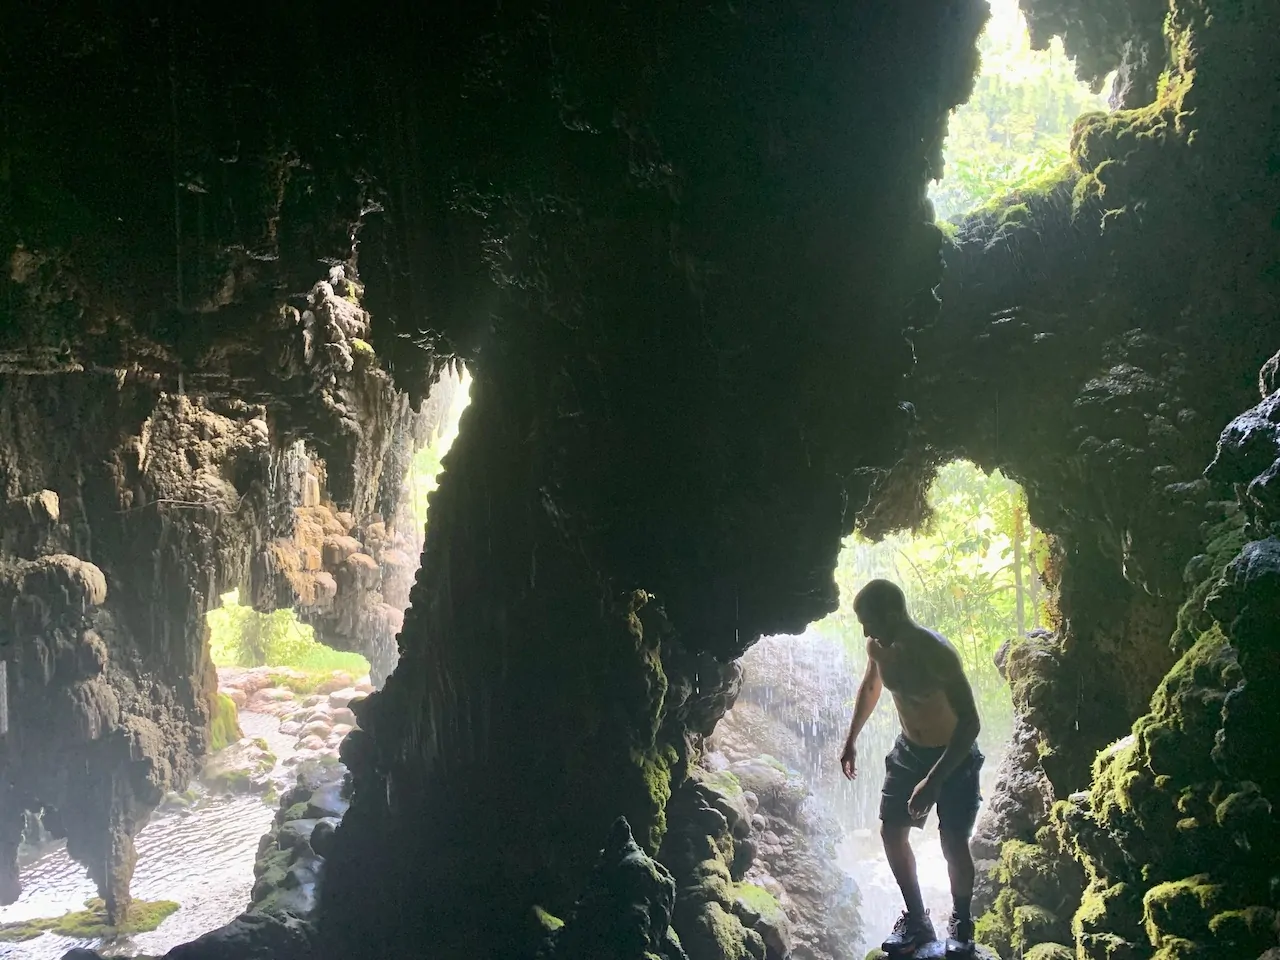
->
<box><xmin>917</xmin><ymin>627</ymin><xmax>964</xmax><ymax>671</ymax></box>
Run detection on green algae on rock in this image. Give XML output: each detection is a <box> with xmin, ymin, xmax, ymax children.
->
<box><xmin>0</xmin><ymin>897</ymin><xmax>179</xmax><ymax>941</ymax></box>
<box><xmin>210</xmin><ymin>692</ymin><xmax>243</xmax><ymax>753</ymax></box>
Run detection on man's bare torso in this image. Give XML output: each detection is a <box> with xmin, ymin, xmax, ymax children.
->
<box><xmin>870</xmin><ymin>626</ymin><xmax>960</xmax><ymax>748</ymax></box>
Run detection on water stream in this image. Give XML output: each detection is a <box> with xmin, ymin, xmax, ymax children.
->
<box><xmin>0</xmin><ymin>704</ymin><xmax>314</xmax><ymax>958</ymax></box>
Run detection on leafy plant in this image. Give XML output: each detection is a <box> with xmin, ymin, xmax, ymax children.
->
<box><xmin>930</xmin><ymin>0</ymin><xmax>1111</xmax><ymax>221</ymax></box>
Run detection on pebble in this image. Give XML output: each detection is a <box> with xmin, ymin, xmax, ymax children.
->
<box><xmin>298</xmin><ymin>735</ymin><xmax>326</xmax><ymax>752</ymax></box>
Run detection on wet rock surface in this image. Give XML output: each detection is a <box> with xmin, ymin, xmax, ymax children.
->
<box><xmin>539</xmin><ymin>817</ymin><xmax>686</xmax><ymax>960</ymax></box>
<box><xmin>662</xmin><ymin>751</ymin><xmax>861</xmax><ymax>960</ymax></box>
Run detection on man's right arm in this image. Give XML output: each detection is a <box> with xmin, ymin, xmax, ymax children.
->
<box><xmin>841</xmin><ymin>652</ymin><xmax>883</xmax><ymax>778</ymax></box>
<box><xmin>846</xmin><ymin>652</ymin><xmax>883</xmax><ymax>743</ymax></box>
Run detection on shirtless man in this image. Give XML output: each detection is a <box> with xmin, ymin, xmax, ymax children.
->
<box><xmin>839</xmin><ymin>579</ymin><xmax>983</xmax><ymax>957</ymax></box>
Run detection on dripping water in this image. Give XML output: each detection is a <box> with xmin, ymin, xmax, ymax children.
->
<box><xmin>722</xmin><ymin>629</ymin><xmax>1006</xmax><ymax>956</ymax></box>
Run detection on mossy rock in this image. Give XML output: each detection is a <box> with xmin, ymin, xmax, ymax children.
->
<box><xmin>681</xmin><ymin>901</ymin><xmax>765</xmax><ymax>960</ymax></box>
<box><xmin>1013</xmin><ymin>903</ymin><xmax>1069</xmax><ymax>951</ymax></box>
<box><xmin>1075</xmin><ymin>881</ymin><xmax>1146</xmax><ymax>947</ymax></box>
<box><xmin>210</xmin><ymin>691</ymin><xmax>243</xmax><ymax>752</ymax></box>
<box><xmin>1025</xmin><ymin>945</ymin><xmax>1074</xmax><ymax>960</ymax></box>
<box><xmin>1143</xmin><ymin>874</ymin><xmax>1224</xmax><ymax>947</ymax></box>
<box><xmin>732</xmin><ymin>882</ymin><xmax>787</xmax><ymax>932</ymax></box>
<box><xmin>1207</xmin><ymin>905</ymin><xmax>1275</xmax><ymax>955</ymax></box>
<box><xmin>0</xmin><ymin>898</ymin><xmax>179</xmax><ymax>941</ymax></box>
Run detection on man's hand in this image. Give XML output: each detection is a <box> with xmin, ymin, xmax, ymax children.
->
<box><xmin>840</xmin><ymin>739</ymin><xmax>857</xmax><ymax>780</ymax></box>
<box><xmin>908</xmin><ymin>775</ymin><xmax>941</xmax><ymax>819</ymax></box>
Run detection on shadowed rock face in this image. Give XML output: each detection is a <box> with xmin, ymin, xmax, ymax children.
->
<box><xmin>0</xmin><ymin>351</ymin><xmax>416</xmax><ymax>918</ymax></box>
<box><xmin>1</xmin><ymin>0</ymin><xmax>1278</xmax><ymax>958</ymax></box>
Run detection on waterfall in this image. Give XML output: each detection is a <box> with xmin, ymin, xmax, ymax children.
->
<box><xmin>721</xmin><ymin>629</ymin><xmax>1007</xmax><ymax>954</ymax></box>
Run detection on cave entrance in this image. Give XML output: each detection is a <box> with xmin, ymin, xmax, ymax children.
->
<box><xmin>709</xmin><ymin>460</ymin><xmax>1044</xmax><ymax>956</ymax></box>
<box><xmin>0</xmin><ymin>366</ymin><xmax>472</xmax><ymax>958</ymax></box>
<box><xmin>929</xmin><ymin>0</ymin><xmax>1112</xmax><ymax>222</ymax></box>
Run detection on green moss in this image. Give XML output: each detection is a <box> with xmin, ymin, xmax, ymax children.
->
<box><xmin>758</xmin><ymin>755</ymin><xmax>788</xmax><ymax>774</ymax></box>
<box><xmin>975</xmin><ymin>887</ymin><xmax>1016</xmax><ymax>957</ymax></box>
<box><xmin>698</xmin><ymin>769</ymin><xmax>743</xmax><ymax>800</ymax></box>
<box><xmin>533</xmin><ymin>905</ymin><xmax>564</xmax><ymax>932</ymax></box>
<box><xmin>1014</xmin><ymin>903</ymin><xmax>1066</xmax><ymax>950</ymax></box>
<box><xmin>1207</xmin><ymin>906</ymin><xmax>1275</xmax><ymax>953</ymax></box>
<box><xmin>1024</xmin><ymin>945</ymin><xmax>1074</xmax><ymax>960</ymax></box>
<box><xmin>733</xmin><ymin>882</ymin><xmax>786</xmax><ymax>931</ymax></box>
<box><xmin>283</xmin><ymin>801</ymin><xmax>310</xmax><ymax>822</ymax></box>
<box><xmin>685</xmin><ymin>901</ymin><xmax>762</xmax><ymax>960</ymax></box>
<box><xmin>1075</xmin><ymin>881</ymin><xmax>1146</xmax><ymax>952</ymax></box>
<box><xmin>210</xmin><ymin>692</ymin><xmax>242</xmax><ymax>752</ymax></box>
<box><xmin>0</xmin><ymin>898</ymin><xmax>179</xmax><ymax>941</ymax></box>
<box><xmin>1171</xmin><ymin>516</ymin><xmax>1247</xmax><ymax>653</ymax></box>
<box><xmin>251</xmin><ymin>844</ymin><xmax>294</xmax><ymax>903</ymax></box>
<box><xmin>966</xmin><ymin>160</ymin><xmax>1075</xmax><ymax>223</ymax></box>
<box><xmin>632</xmin><ymin>744</ymin><xmax>679</xmax><ymax>853</ymax></box>
<box><xmin>350</xmin><ymin>337</ymin><xmax>374</xmax><ymax>356</ymax></box>
<box><xmin>1142</xmin><ymin>875</ymin><xmax>1223</xmax><ymax>947</ymax></box>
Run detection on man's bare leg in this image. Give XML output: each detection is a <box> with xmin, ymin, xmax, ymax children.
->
<box><xmin>939</xmin><ymin>829</ymin><xmax>975</xmax><ymax>920</ymax></box>
<box><xmin>882</xmin><ymin>823</ymin><xmax>927</xmax><ymax>917</ymax></box>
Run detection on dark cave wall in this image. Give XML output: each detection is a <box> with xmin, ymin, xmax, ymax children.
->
<box><xmin>319</xmin><ymin>1</ymin><xmax>991</xmax><ymax>956</ymax></box>
<box><xmin>0</xmin><ymin>358</ymin><xmax>418</xmax><ymax>922</ymax></box>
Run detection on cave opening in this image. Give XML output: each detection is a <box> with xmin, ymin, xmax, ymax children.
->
<box><xmin>929</xmin><ymin>0</ymin><xmax>1112</xmax><ymax>223</ymax></box>
<box><xmin>710</xmin><ymin>460</ymin><xmax>1042</xmax><ymax>957</ymax></box>
<box><xmin>0</xmin><ymin>367</ymin><xmax>471</xmax><ymax>957</ymax></box>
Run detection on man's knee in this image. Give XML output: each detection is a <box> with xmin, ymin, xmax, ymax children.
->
<box><xmin>939</xmin><ymin>830</ymin><xmax>974</xmax><ymax>862</ymax></box>
<box><xmin>881</xmin><ymin>821</ymin><xmax>912</xmax><ymax>850</ymax></box>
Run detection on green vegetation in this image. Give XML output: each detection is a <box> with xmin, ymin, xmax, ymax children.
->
<box><xmin>406</xmin><ymin>368</ymin><xmax>472</xmax><ymax>528</ymax></box>
<box><xmin>930</xmin><ymin>0</ymin><xmax>1110</xmax><ymax>221</ymax></box>
<box><xmin>207</xmin><ymin>589</ymin><xmax>369</xmax><ymax>676</ymax></box>
<box><xmin>210</xmin><ymin>691</ymin><xmax>243</xmax><ymax>751</ymax></box>
<box><xmin>816</xmin><ymin>461</ymin><xmax>1042</xmax><ymax>758</ymax></box>
<box><xmin>0</xmin><ymin>898</ymin><xmax>179</xmax><ymax>942</ymax></box>
<box><xmin>533</xmin><ymin>905</ymin><xmax>565</xmax><ymax>932</ymax></box>
<box><xmin>733</xmin><ymin>883</ymin><xmax>787</xmax><ymax>931</ymax></box>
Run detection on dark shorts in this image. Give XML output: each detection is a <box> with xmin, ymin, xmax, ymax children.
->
<box><xmin>880</xmin><ymin>733</ymin><xmax>984</xmax><ymax>833</ymax></box>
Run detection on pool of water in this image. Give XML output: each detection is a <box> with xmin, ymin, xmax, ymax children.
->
<box><xmin>0</xmin><ymin>710</ymin><xmax>294</xmax><ymax>959</ymax></box>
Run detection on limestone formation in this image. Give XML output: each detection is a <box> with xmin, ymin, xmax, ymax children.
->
<box><xmin>0</xmin><ymin>0</ymin><xmax>1277</xmax><ymax>958</ymax></box>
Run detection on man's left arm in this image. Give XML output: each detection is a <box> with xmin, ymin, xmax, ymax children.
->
<box><xmin>929</xmin><ymin>659</ymin><xmax>981</xmax><ymax>783</ymax></box>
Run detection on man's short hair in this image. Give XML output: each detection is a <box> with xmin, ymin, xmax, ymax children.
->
<box><xmin>853</xmin><ymin>578</ymin><xmax>908</xmax><ymax>618</ymax></box>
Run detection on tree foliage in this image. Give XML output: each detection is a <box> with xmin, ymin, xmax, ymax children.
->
<box><xmin>207</xmin><ymin>590</ymin><xmax>368</xmax><ymax>674</ymax></box>
<box><xmin>815</xmin><ymin>461</ymin><xmax>1048</xmax><ymax>758</ymax></box>
<box><xmin>930</xmin><ymin>0</ymin><xmax>1111</xmax><ymax>221</ymax></box>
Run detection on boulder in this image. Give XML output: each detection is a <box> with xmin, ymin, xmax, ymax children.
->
<box><xmin>202</xmin><ymin>738</ymin><xmax>276</xmax><ymax>794</ymax></box>
<box><xmin>161</xmin><ymin>911</ymin><xmax>316</xmax><ymax>960</ymax></box>
<box><xmin>327</xmin><ymin>688</ymin><xmax>359</xmax><ymax>709</ymax></box>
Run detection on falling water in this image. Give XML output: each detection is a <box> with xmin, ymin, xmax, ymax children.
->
<box><xmin>726</xmin><ymin>629</ymin><xmax>1006</xmax><ymax>956</ymax></box>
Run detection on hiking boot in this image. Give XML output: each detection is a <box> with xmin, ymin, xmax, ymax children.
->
<box><xmin>881</xmin><ymin>909</ymin><xmax>935</xmax><ymax>955</ymax></box>
<box><xmin>945</xmin><ymin>913</ymin><xmax>976</xmax><ymax>957</ymax></box>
